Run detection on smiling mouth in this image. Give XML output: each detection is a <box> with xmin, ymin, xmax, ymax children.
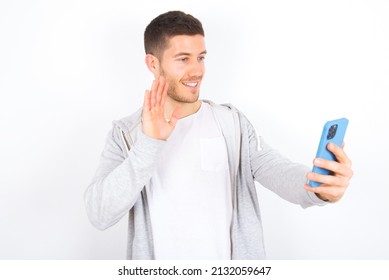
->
<box><xmin>182</xmin><ymin>81</ymin><xmax>199</xmax><ymax>88</ymax></box>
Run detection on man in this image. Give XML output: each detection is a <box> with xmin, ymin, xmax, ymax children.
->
<box><xmin>84</xmin><ymin>11</ymin><xmax>353</xmax><ymax>260</ymax></box>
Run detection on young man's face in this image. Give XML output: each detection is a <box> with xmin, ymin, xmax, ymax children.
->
<box><xmin>158</xmin><ymin>34</ymin><xmax>206</xmax><ymax>104</ymax></box>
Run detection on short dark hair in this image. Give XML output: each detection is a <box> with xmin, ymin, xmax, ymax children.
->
<box><xmin>144</xmin><ymin>11</ymin><xmax>204</xmax><ymax>59</ymax></box>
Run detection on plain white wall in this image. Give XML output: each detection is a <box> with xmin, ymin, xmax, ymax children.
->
<box><xmin>1</xmin><ymin>0</ymin><xmax>388</xmax><ymax>259</ymax></box>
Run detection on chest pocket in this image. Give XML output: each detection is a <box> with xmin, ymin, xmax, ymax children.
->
<box><xmin>200</xmin><ymin>137</ymin><xmax>229</xmax><ymax>172</ymax></box>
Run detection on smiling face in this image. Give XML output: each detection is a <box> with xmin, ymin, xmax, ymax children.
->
<box><xmin>157</xmin><ymin>34</ymin><xmax>206</xmax><ymax>104</ymax></box>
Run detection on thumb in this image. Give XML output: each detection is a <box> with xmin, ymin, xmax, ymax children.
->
<box><xmin>168</xmin><ymin>107</ymin><xmax>180</xmax><ymax>128</ymax></box>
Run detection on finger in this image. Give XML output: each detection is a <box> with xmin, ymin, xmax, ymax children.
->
<box><xmin>313</xmin><ymin>158</ymin><xmax>352</xmax><ymax>178</ymax></box>
<box><xmin>143</xmin><ymin>90</ymin><xmax>151</xmax><ymax>112</ymax></box>
<box><xmin>304</xmin><ymin>184</ymin><xmax>326</xmax><ymax>195</ymax></box>
<box><xmin>307</xmin><ymin>171</ymin><xmax>346</xmax><ymax>187</ymax></box>
<box><xmin>304</xmin><ymin>184</ymin><xmax>345</xmax><ymax>202</ymax></box>
<box><xmin>150</xmin><ymin>79</ymin><xmax>158</xmax><ymax>108</ymax></box>
<box><xmin>156</xmin><ymin>76</ymin><xmax>164</xmax><ymax>106</ymax></box>
<box><xmin>327</xmin><ymin>142</ymin><xmax>352</xmax><ymax>167</ymax></box>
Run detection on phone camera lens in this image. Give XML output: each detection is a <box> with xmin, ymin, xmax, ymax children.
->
<box><xmin>327</xmin><ymin>124</ymin><xmax>338</xmax><ymax>140</ymax></box>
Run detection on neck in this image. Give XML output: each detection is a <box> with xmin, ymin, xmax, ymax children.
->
<box><xmin>165</xmin><ymin>98</ymin><xmax>202</xmax><ymax>120</ymax></box>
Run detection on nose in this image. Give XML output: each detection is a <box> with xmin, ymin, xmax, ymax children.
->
<box><xmin>188</xmin><ymin>60</ymin><xmax>204</xmax><ymax>78</ymax></box>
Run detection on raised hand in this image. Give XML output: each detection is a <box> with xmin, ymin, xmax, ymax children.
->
<box><xmin>142</xmin><ymin>77</ymin><xmax>179</xmax><ymax>140</ymax></box>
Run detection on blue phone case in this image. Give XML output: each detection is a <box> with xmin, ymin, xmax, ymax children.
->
<box><xmin>308</xmin><ymin>118</ymin><xmax>349</xmax><ymax>188</ymax></box>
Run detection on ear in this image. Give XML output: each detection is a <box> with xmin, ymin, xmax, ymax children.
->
<box><xmin>145</xmin><ymin>54</ymin><xmax>160</xmax><ymax>77</ymax></box>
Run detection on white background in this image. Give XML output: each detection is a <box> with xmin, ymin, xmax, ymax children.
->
<box><xmin>0</xmin><ymin>0</ymin><xmax>388</xmax><ymax>260</ymax></box>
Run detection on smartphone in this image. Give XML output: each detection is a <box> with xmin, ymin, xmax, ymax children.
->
<box><xmin>308</xmin><ymin>118</ymin><xmax>349</xmax><ymax>188</ymax></box>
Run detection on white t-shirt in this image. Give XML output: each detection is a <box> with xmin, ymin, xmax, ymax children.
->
<box><xmin>146</xmin><ymin>102</ymin><xmax>232</xmax><ymax>260</ymax></box>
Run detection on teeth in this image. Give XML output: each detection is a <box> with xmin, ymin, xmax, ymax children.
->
<box><xmin>183</xmin><ymin>82</ymin><xmax>197</xmax><ymax>87</ymax></box>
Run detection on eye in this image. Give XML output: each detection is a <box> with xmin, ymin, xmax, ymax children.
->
<box><xmin>198</xmin><ymin>55</ymin><xmax>206</xmax><ymax>62</ymax></box>
<box><xmin>178</xmin><ymin>57</ymin><xmax>189</xmax><ymax>62</ymax></box>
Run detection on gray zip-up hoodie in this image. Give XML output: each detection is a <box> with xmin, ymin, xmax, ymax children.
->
<box><xmin>84</xmin><ymin>100</ymin><xmax>327</xmax><ymax>259</ymax></box>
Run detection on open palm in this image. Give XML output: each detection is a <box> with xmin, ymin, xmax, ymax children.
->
<box><xmin>142</xmin><ymin>77</ymin><xmax>179</xmax><ymax>140</ymax></box>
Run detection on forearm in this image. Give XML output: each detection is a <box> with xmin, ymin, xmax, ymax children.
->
<box><xmin>251</xmin><ymin>137</ymin><xmax>327</xmax><ymax>208</ymax></box>
<box><xmin>84</xmin><ymin>129</ymin><xmax>165</xmax><ymax>230</ymax></box>
<box><xmin>253</xmin><ymin>151</ymin><xmax>322</xmax><ymax>207</ymax></box>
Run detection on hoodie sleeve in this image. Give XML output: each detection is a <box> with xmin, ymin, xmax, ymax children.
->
<box><xmin>244</xmin><ymin>116</ymin><xmax>327</xmax><ymax>208</ymax></box>
<box><xmin>84</xmin><ymin>125</ymin><xmax>165</xmax><ymax>230</ymax></box>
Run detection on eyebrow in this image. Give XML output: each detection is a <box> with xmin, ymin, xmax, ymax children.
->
<box><xmin>173</xmin><ymin>50</ymin><xmax>207</xmax><ymax>58</ymax></box>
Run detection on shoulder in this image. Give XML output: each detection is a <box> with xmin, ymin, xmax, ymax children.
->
<box><xmin>202</xmin><ymin>99</ymin><xmax>239</xmax><ymax>113</ymax></box>
<box><xmin>112</xmin><ymin>107</ymin><xmax>142</xmax><ymax>132</ymax></box>
<box><xmin>203</xmin><ymin>99</ymin><xmax>253</xmax><ymax>128</ymax></box>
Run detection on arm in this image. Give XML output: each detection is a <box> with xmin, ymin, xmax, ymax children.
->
<box><xmin>84</xmin><ymin>127</ymin><xmax>165</xmax><ymax>230</ymax></box>
<box><xmin>246</xmin><ymin>119</ymin><xmax>327</xmax><ymax>208</ymax></box>
<box><xmin>85</xmin><ymin>77</ymin><xmax>178</xmax><ymax>230</ymax></box>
